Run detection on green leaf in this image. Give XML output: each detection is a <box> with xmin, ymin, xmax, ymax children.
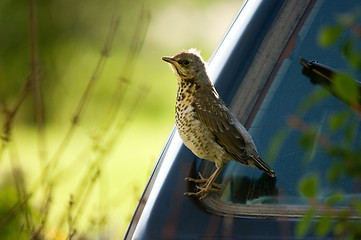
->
<box><xmin>345</xmin><ymin>121</ymin><xmax>357</xmax><ymax>143</ymax></box>
<box><xmin>326</xmin><ymin>191</ymin><xmax>345</xmax><ymax>205</ymax></box>
<box><xmin>296</xmin><ymin>208</ymin><xmax>316</xmax><ymax>237</ymax></box>
<box><xmin>299</xmin><ymin>174</ymin><xmax>319</xmax><ymax>198</ymax></box>
<box><xmin>334</xmin><ymin>221</ymin><xmax>346</xmax><ymax>235</ymax></box>
<box><xmin>316</xmin><ymin>215</ymin><xmax>331</xmax><ymax>236</ymax></box>
<box><xmin>342</xmin><ymin>38</ymin><xmax>353</xmax><ymax>57</ymax></box>
<box><xmin>265</xmin><ymin>128</ymin><xmax>290</xmax><ymax>164</ymax></box>
<box><xmin>332</xmin><ymin>73</ymin><xmax>359</xmax><ymax>104</ymax></box>
<box><xmin>299</xmin><ymin>129</ymin><xmax>317</xmax><ymax>150</ymax></box>
<box><xmin>318</xmin><ymin>26</ymin><xmax>343</xmax><ymax>47</ymax></box>
<box><xmin>347</xmin><ymin>54</ymin><xmax>361</xmax><ymax>71</ymax></box>
<box><xmin>352</xmin><ymin>200</ymin><xmax>361</xmax><ymax>216</ymax></box>
<box><xmin>329</xmin><ymin>110</ymin><xmax>350</xmax><ymax>131</ymax></box>
<box><xmin>328</xmin><ymin>162</ymin><xmax>342</xmax><ymax>183</ymax></box>
<box><xmin>341</xmin><ymin>38</ymin><xmax>361</xmax><ymax>69</ymax></box>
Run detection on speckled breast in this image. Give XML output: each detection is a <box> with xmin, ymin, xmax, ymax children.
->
<box><xmin>175</xmin><ymin>83</ymin><xmax>226</xmax><ymax>165</ymax></box>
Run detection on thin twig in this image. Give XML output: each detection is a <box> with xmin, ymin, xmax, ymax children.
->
<box><xmin>42</xmin><ymin>15</ymin><xmax>120</xmax><ymax>181</ymax></box>
<box><xmin>0</xmin><ymin>191</ymin><xmax>32</xmax><ymax>227</ymax></box>
<box><xmin>51</xmin><ymin>9</ymin><xmax>150</xmax><ymax>227</ymax></box>
<box><xmin>28</xmin><ymin>0</ymin><xmax>47</xmax><ymax>166</ymax></box>
<box><xmin>67</xmin><ymin>195</ymin><xmax>76</xmax><ymax>240</ymax></box>
<box><xmin>8</xmin><ymin>145</ymin><xmax>34</xmax><ymax>235</ymax></box>
<box><xmin>98</xmin><ymin>7</ymin><xmax>150</xmax><ymax>135</ymax></box>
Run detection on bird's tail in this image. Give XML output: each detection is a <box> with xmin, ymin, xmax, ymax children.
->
<box><xmin>251</xmin><ymin>156</ymin><xmax>276</xmax><ymax>177</ymax></box>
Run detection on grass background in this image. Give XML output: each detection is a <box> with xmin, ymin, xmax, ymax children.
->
<box><xmin>0</xmin><ymin>0</ymin><xmax>242</xmax><ymax>238</ymax></box>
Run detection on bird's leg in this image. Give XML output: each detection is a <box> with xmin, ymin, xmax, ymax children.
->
<box><xmin>185</xmin><ymin>167</ymin><xmax>223</xmax><ymax>199</ymax></box>
<box><xmin>185</xmin><ymin>172</ymin><xmax>222</xmax><ymax>189</ymax></box>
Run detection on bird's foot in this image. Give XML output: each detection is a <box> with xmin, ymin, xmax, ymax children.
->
<box><xmin>185</xmin><ymin>172</ymin><xmax>222</xmax><ymax>189</ymax></box>
<box><xmin>185</xmin><ymin>172</ymin><xmax>223</xmax><ymax>199</ymax></box>
<box><xmin>184</xmin><ymin>185</ymin><xmax>221</xmax><ymax>200</ymax></box>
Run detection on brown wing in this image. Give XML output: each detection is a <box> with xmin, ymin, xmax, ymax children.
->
<box><xmin>193</xmin><ymin>92</ymin><xmax>276</xmax><ymax>177</ymax></box>
<box><xmin>193</xmin><ymin>94</ymin><xmax>249</xmax><ymax>165</ymax></box>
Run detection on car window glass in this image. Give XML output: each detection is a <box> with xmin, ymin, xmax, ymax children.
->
<box><xmin>217</xmin><ymin>0</ymin><xmax>361</xmax><ymax>208</ymax></box>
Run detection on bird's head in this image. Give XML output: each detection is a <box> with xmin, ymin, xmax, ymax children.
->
<box><xmin>162</xmin><ymin>49</ymin><xmax>207</xmax><ymax>81</ymax></box>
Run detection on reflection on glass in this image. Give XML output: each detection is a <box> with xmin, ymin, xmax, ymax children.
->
<box><xmin>220</xmin><ymin>0</ymin><xmax>361</xmax><ymax>207</ymax></box>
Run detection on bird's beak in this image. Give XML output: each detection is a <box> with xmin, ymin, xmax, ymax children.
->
<box><xmin>162</xmin><ymin>56</ymin><xmax>176</xmax><ymax>64</ymax></box>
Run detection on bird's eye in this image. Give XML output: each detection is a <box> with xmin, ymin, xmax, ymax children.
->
<box><xmin>183</xmin><ymin>60</ymin><xmax>190</xmax><ymax>66</ymax></box>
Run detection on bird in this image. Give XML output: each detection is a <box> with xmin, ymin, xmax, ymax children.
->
<box><xmin>162</xmin><ymin>49</ymin><xmax>275</xmax><ymax>199</ymax></box>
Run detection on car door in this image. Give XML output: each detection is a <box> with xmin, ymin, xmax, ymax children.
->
<box><xmin>125</xmin><ymin>0</ymin><xmax>361</xmax><ymax>239</ymax></box>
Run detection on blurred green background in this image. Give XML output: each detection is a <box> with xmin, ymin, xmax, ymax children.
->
<box><xmin>0</xmin><ymin>0</ymin><xmax>242</xmax><ymax>238</ymax></box>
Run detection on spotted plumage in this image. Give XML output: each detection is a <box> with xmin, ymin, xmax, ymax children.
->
<box><xmin>162</xmin><ymin>49</ymin><xmax>275</xmax><ymax>199</ymax></box>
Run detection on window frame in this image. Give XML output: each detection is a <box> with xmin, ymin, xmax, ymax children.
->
<box><xmin>195</xmin><ymin>0</ymin><xmax>361</xmax><ymax>219</ymax></box>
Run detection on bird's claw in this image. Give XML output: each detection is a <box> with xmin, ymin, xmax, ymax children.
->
<box><xmin>185</xmin><ymin>172</ymin><xmax>223</xmax><ymax>199</ymax></box>
<box><xmin>185</xmin><ymin>172</ymin><xmax>222</xmax><ymax>189</ymax></box>
<box><xmin>184</xmin><ymin>186</ymin><xmax>220</xmax><ymax>200</ymax></box>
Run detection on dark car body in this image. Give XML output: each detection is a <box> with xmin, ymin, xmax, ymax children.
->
<box><xmin>125</xmin><ymin>0</ymin><xmax>361</xmax><ymax>239</ymax></box>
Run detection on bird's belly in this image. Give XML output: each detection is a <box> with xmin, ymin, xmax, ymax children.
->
<box><xmin>175</xmin><ymin>104</ymin><xmax>226</xmax><ymax>164</ymax></box>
